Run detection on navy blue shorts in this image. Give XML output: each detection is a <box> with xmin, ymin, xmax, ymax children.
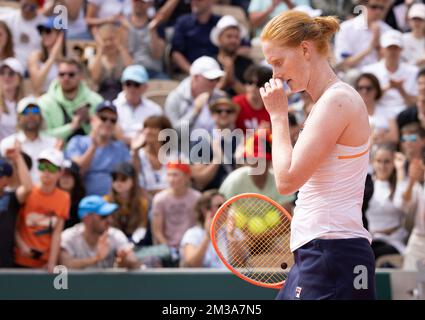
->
<box><xmin>276</xmin><ymin>238</ymin><xmax>376</xmax><ymax>300</ymax></box>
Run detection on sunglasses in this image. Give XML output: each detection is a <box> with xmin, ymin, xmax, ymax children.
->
<box><xmin>368</xmin><ymin>4</ymin><xmax>386</xmax><ymax>11</ymax></box>
<box><xmin>38</xmin><ymin>162</ymin><xmax>60</xmax><ymax>173</ymax></box>
<box><xmin>59</xmin><ymin>71</ymin><xmax>76</xmax><ymax>78</ymax></box>
<box><xmin>0</xmin><ymin>69</ymin><xmax>17</xmax><ymax>77</ymax></box>
<box><xmin>124</xmin><ymin>81</ymin><xmax>142</xmax><ymax>88</ymax></box>
<box><xmin>112</xmin><ymin>174</ymin><xmax>130</xmax><ymax>182</ymax></box>
<box><xmin>213</xmin><ymin>109</ymin><xmax>235</xmax><ymax>115</ymax></box>
<box><xmin>22</xmin><ymin>106</ymin><xmax>41</xmax><ymax>115</ymax></box>
<box><xmin>99</xmin><ymin>214</ymin><xmax>110</xmax><ymax>220</ymax></box>
<box><xmin>356</xmin><ymin>85</ymin><xmax>375</xmax><ymax>93</ymax></box>
<box><xmin>39</xmin><ymin>27</ymin><xmax>53</xmax><ymax>35</ymax></box>
<box><xmin>401</xmin><ymin>134</ymin><xmax>418</xmax><ymax>142</ymax></box>
<box><xmin>246</xmin><ymin>81</ymin><xmax>260</xmax><ymax>87</ymax></box>
<box><xmin>99</xmin><ymin>115</ymin><xmax>118</xmax><ymax>124</ymax></box>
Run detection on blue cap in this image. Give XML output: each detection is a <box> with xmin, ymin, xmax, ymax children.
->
<box><xmin>0</xmin><ymin>158</ymin><xmax>13</xmax><ymax>177</ymax></box>
<box><xmin>37</xmin><ymin>16</ymin><xmax>66</xmax><ymax>32</ymax></box>
<box><xmin>121</xmin><ymin>65</ymin><xmax>149</xmax><ymax>84</ymax></box>
<box><xmin>78</xmin><ymin>195</ymin><xmax>118</xmax><ymax>219</ymax></box>
<box><xmin>95</xmin><ymin>100</ymin><xmax>117</xmax><ymax>114</ymax></box>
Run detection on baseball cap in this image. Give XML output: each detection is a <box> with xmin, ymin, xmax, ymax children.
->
<box><xmin>408</xmin><ymin>3</ymin><xmax>425</xmax><ymax>20</ymax></box>
<box><xmin>78</xmin><ymin>195</ymin><xmax>118</xmax><ymax>219</ymax></box>
<box><xmin>210</xmin><ymin>15</ymin><xmax>248</xmax><ymax>47</ymax></box>
<box><xmin>293</xmin><ymin>5</ymin><xmax>323</xmax><ymax>18</ymax></box>
<box><xmin>38</xmin><ymin>148</ymin><xmax>64</xmax><ymax>168</ymax></box>
<box><xmin>0</xmin><ymin>58</ymin><xmax>24</xmax><ymax>77</ymax></box>
<box><xmin>244</xmin><ymin>131</ymin><xmax>272</xmax><ymax>160</ymax></box>
<box><xmin>380</xmin><ymin>30</ymin><xmax>403</xmax><ymax>49</ymax></box>
<box><xmin>190</xmin><ymin>56</ymin><xmax>225</xmax><ymax>80</ymax></box>
<box><xmin>111</xmin><ymin>162</ymin><xmax>136</xmax><ymax>177</ymax></box>
<box><xmin>0</xmin><ymin>158</ymin><xmax>13</xmax><ymax>178</ymax></box>
<box><xmin>96</xmin><ymin>100</ymin><xmax>117</xmax><ymax>114</ymax></box>
<box><xmin>121</xmin><ymin>65</ymin><xmax>149</xmax><ymax>84</ymax></box>
<box><xmin>17</xmin><ymin>96</ymin><xmax>40</xmax><ymax>114</ymax></box>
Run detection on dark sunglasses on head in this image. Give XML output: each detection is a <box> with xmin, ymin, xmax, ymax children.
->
<box><xmin>59</xmin><ymin>71</ymin><xmax>76</xmax><ymax>78</ymax></box>
<box><xmin>368</xmin><ymin>4</ymin><xmax>386</xmax><ymax>11</ymax></box>
<box><xmin>38</xmin><ymin>162</ymin><xmax>60</xmax><ymax>173</ymax></box>
<box><xmin>22</xmin><ymin>106</ymin><xmax>41</xmax><ymax>115</ymax></box>
<box><xmin>124</xmin><ymin>81</ymin><xmax>142</xmax><ymax>88</ymax></box>
<box><xmin>401</xmin><ymin>134</ymin><xmax>418</xmax><ymax>143</ymax></box>
<box><xmin>356</xmin><ymin>85</ymin><xmax>375</xmax><ymax>93</ymax></box>
<box><xmin>213</xmin><ymin>108</ymin><xmax>235</xmax><ymax>115</ymax></box>
<box><xmin>99</xmin><ymin>115</ymin><xmax>118</xmax><ymax>124</ymax></box>
<box><xmin>0</xmin><ymin>69</ymin><xmax>17</xmax><ymax>77</ymax></box>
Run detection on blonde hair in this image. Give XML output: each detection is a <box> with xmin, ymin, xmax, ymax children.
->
<box><xmin>261</xmin><ymin>11</ymin><xmax>340</xmax><ymax>56</ymax></box>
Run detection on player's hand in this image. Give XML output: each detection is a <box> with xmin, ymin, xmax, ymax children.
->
<box><xmin>260</xmin><ymin>78</ymin><xmax>288</xmax><ymax>116</ymax></box>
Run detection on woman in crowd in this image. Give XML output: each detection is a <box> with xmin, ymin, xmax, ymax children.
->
<box><xmin>0</xmin><ymin>21</ymin><xmax>14</xmax><ymax>62</ymax></box>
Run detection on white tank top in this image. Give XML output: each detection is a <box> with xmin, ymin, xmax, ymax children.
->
<box><xmin>291</xmin><ymin>138</ymin><xmax>373</xmax><ymax>252</ymax></box>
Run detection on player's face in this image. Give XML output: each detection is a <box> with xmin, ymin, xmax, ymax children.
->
<box><xmin>262</xmin><ymin>40</ymin><xmax>309</xmax><ymax>93</ymax></box>
<box><xmin>373</xmin><ymin>149</ymin><xmax>394</xmax><ymax>180</ymax></box>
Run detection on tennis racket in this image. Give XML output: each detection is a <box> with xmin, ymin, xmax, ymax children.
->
<box><xmin>210</xmin><ymin>193</ymin><xmax>293</xmax><ymax>289</ymax></box>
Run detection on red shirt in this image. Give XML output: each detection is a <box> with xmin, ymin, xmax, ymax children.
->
<box><xmin>233</xmin><ymin>95</ymin><xmax>271</xmax><ymax>131</ymax></box>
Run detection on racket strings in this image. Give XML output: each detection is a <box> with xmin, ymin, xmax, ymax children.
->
<box><xmin>213</xmin><ymin>196</ymin><xmax>292</xmax><ymax>286</ymax></box>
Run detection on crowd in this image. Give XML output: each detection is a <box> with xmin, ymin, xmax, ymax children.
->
<box><xmin>0</xmin><ymin>0</ymin><xmax>425</xmax><ymax>272</ymax></box>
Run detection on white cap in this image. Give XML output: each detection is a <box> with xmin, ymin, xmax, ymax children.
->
<box><xmin>0</xmin><ymin>58</ymin><xmax>24</xmax><ymax>77</ymax></box>
<box><xmin>17</xmin><ymin>96</ymin><xmax>40</xmax><ymax>114</ymax></box>
<box><xmin>190</xmin><ymin>56</ymin><xmax>225</xmax><ymax>80</ymax></box>
<box><xmin>210</xmin><ymin>15</ymin><xmax>248</xmax><ymax>47</ymax></box>
<box><xmin>294</xmin><ymin>5</ymin><xmax>323</xmax><ymax>18</ymax></box>
<box><xmin>38</xmin><ymin>148</ymin><xmax>64</xmax><ymax>168</ymax></box>
<box><xmin>408</xmin><ymin>3</ymin><xmax>425</xmax><ymax>20</ymax></box>
<box><xmin>380</xmin><ymin>30</ymin><xmax>403</xmax><ymax>48</ymax></box>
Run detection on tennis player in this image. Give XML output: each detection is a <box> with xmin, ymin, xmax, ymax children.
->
<box><xmin>260</xmin><ymin>11</ymin><xmax>376</xmax><ymax>300</ymax></box>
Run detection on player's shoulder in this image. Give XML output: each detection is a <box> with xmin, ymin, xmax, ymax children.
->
<box><xmin>318</xmin><ymin>82</ymin><xmax>365</xmax><ymax>116</ymax></box>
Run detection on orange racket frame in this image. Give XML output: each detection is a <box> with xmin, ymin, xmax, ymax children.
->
<box><xmin>210</xmin><ymin>193</ymin><xmax>292</xmax><ymax>290</ymax></box>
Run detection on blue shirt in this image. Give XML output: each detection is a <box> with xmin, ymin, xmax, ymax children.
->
<box><xmin>171</xmin><ymin>13</ymin><xmax>221</xmax><ymax>64</ymax></box>
<box><xmin>65</xmin><ymin>136</ymin><xmax>130</xmax><ymax>196</ymax></box>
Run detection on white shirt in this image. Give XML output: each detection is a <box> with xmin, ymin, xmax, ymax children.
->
<box><xmin>362</xmin><ymin>60</ymin><xmax>419</xmax><ymax>118</ymax></box>
<box><xmin>88</xmin><ymin>0</ymin><xmax>131</xmax><ymax>19</ymax></box>
<box><xmin>180</xmin><ymin>225</ymin><xmax>226</xmax><ymax>269</ymax></box>
<box><xmin>0</xmin><ymin>131</ymin><xmax>57</xmax><ymax>183</ymax></box>
<box><xmin>334</xmin><ymin>15</ymin><xmax>393</xmax><ymax>68</ymax></box>
<box><xmin>0</xmin><ymin>9</ymin><xmax>44</xmax><ymax>69</ymax></box>
<box><xmin>0</xmin><ymin>99</ymin><xmax>17</xmax><ymax>141</ymax></box>
<box><xmin>402</xmin><ymin>33</ymin><xmax>425</xmax><ymax>66</ymax></box>
<box><xmin>137</xmin><ymin>148</ymin><xmax>168</xmax><ymax>192</ymax></box>
<box><xmin>113</xmin><ymin>92</ymin><xmax>163</xmax><ymax>139</ymax></box>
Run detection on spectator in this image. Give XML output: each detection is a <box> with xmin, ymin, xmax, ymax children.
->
<box><xmin>28</xmin><ymin>17</ymin><xmax>66</xmax><ymax>96</ymax></box>
<box><xmin>165</xmin><ymin>56</ymin><xmax>225</xmax><ymax>135</ymax></box>
<box><xmin>171</xmin><ymin>0</ymin><xmax>221</xmax><ymax>74</ymax></box>
<box><xmin>354</xmin><ymin>73</ymin><xmax>398</xmax><ymax>144</ymax></box>
<box><xmin>58</xmin><ymin>160</ymin><xmax>85</xmax><ymax>229</ymax></box>
<box><xmin>43</xmin><ymin>0</ymin><xmax>91</xmax><ymax>40</ymax></box>
<box><xmin>14</xmin><ymin>148</ymin><xmax>70</xmax><ymax>272</ymax></box>
<box><xmin>60</xmin><ymin>195</ymin><xmax>141</xmax><ymax>269</ymax></box>
<box><xmin>219</xmin><ymin>132</ymin><xmax>295</xmax><ymax>212</ymax></box>
<box><xmin>125</xmin><ymin>0</ymin><xmax>168</xmax><ymax>79</ymax></box>
<box><xmin>1</xmin><ymin>97</ymin><xmax>57</xmax><ymax>183</ymax></box>
<box><xmin>191</xmin><ymin>94</ymin><xmax>240</xmax><ymax>191</ymax></box>
<box><xmin>153</xmin><ymin>0</ymin><xmax>192</xmax><ymax>28</ymax></box>
<box><xmin>233</xmin><ymin>64</ymin><xmax>272</xmax><ymax>131</ymax></box>
<box><xmin>0</xmin><ymin>21</ymin><xmax>14</xmax><ymax>61</ymax></box>
<box><xmin>114</xmin><ymin>65</ymin><xmax>163</xmax><ymax>144</ymax></box>
<box><xmin>89</xmin><ymin>23</ymin><xmax>133</xmax><ymax>100</ymax></box>
<box><xmin>365</xmin><ymin>143</ymin><xmax>409</xmax><ymax>260</ymax></box>
<box><xmin>65</xmin><ymin>101</ymin><xmax>130</xmax><ymax>196</ymax></box>
<box><xmin>0</xmin><ymin>146</ymin><xmax>32</xmax><ymax>268</ymax></box>
<box><xmin>180</xmin><ymin>189</ymin><xmax>226</xmax><ymax>268</ymax></box>
<box><xmin>362</xmin><ymin>29</ymin><xmax>418</xmax><ymax>119</ymax></box>
<box><xmin>399</xmin><ymin>122</ymin><xmax>425</xmax><ymax>167</ymax></box>
<box><xmin>151</xmin><ymin>161</ymin><xmax>201</xmax><ymax>253</ymax></box>
<box><xmin>211</xmin><ymin>15</ymin><xmax>253</xmax><ymax>97</ymax></box>
<box><xmin>288</xmin><ymin>90</ymin><xmax>314</xmax><ymax>125</ymax></box>
<box><xmin>85</xmin><ymin>0</ymin><xmax>131</xmax><ymax>31</ymax></box>
<box><xmin>131</xmin><ymin>115</ymin><xmax>174</xmax><ymax>197</ymax></box>
<box><xmin>0</xmin><ymin>58</ymin><xmax>25</xmax><ymax>141</ymax></box>
<box><xmin>38</xmin><ymin>58</ymin><xmax>103</xmax><ymax>141</ymax></box>
<box><xmin>0</xmin><ymin>0</ymin><xmax>45</xmax><ymax>69</ymax></box>
<box><xmin>104</xmin><ymin>162</ymin><xmax>150</xmax><ymax>244</ymax></box>
<box><xmin>334</xmin><ymin>0</ymin><xmax>393</xmax><ymax>72</ymax></box>
<box><xmin>401</xmin><ymin>146</ymin><xmax>425</xmax><ymax>271</ymax></box>
<box><xmin>384</xmin><ymin>0</ymin><xmax>416</xmax><ymax>32</ymax></box>
<box><xmin>397</xmin><ymin>68</ymin><xmax>425</xmax><ymax>131</ymax></box>
<box><xmin>249</xmin><ymin>0</ymin><xmax>310</xmax><ymax>38</ymax></box>
<box><xmin>402</xmin><ymin>3</ymin><xmax>425</xmax><ymax>67</ymax></box>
